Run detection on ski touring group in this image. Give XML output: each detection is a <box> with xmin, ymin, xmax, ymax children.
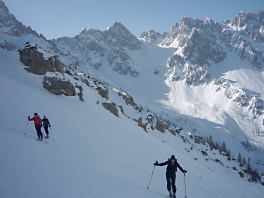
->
<box><xmin>28</xmin><ymin>113</ymin><xmax>51</xmax><ymax>141</ymax></box>
<box><xmin>27</xmin><ymin>113</ymin><xmax>187</xmax><ymax>198</ymax></box>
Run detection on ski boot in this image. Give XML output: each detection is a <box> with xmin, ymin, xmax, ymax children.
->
<box><xmin>45</xmin><ymin>134</ymin><xmax>49</xmax><ymax>139</ymax></box>
<box><xmin>172</xmin><ymin>192</ymin><xmax>176</xmax><ymax>198</ymax></box>
<box><xmin>169</xmin><ymin>191</ymin><xmax>172</xmax><ymax>198</ymax></box>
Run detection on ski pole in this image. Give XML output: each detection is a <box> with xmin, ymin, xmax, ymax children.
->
<box><xmin>184</xmin><ymin>173</ymin><xmax>187</xmax><ymax>198</ymax></box>
<box><xmin>41</xmin><ymin>127</ymin><xmax>47</xmax><ymax>143</ymax></box>
<box><xmin>24</xmin><ymin>120</ymin><xmax>28</xmax><ymax>135</ymax></box>
<box><xmin>147</xmin><ymin>165</ymin><xmax>156</xmax><ymax>190</ymax></box>
<box><xmin>50</xmin><ymin>127</ymin><xmax>54</xmax><ymax>141</ymax></box>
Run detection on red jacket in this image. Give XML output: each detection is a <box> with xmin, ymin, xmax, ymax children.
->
<box><xmin>28</xmin><ymin>116</ymin><xmax>42</xmax><ymax>125</ymax></box>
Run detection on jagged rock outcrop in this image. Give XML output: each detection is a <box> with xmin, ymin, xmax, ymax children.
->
<box><xmin>0</xmin><ymin>0</ymin><xmax>49</xmax><ymax>51</ymax></box>
<box><xmin>108</xmin><ymin>47</ymin><xmax>138</xmax><ymax>76</ymax></box>
<box><xmin>155</xmin><ymin>119</ymin><xmax>165</xmax><ymax>133</ymax></box>
<box><xmin>98</xmin><ymin>88</ymin><xmax>109</xmax><ymax>100</ymax></box>
<box><xmin>43</xmin><ymin>75</ymin><xmax>75</xmax><ymax>96</ymax></box>
<box><xmin>160</xmin><ymin>17</ymin><xmax>226</xmax><ymax>85</ymax></box>
<box><xmin>20</xmin><ymin>47</ymin><xmax>64</xmax><ymax>75</ymax></box>
<box><xmin>53</xmin><ymin>22</ymin><xmax>141</xmax><ymax>76</ymax></box>
<box><xmin>249</xmin><ymin>96</ymin><xmax>263</xmax><ymax>116</ymax></box>
<box><xmin>76</xmin><ymin>85</ymin><xmax>84</xmax><ymax>101</ymax></box>
<box><xmin>118</xmin><ymin>105</ymin><xmax>125</xmax><ymax>115</ymax></box>
<box><xmin>102</xmin><ymin>102</ymin><xmax>119</xmax><ymax>117</ymax></box>
<box><xmin>0</xmin><ymin>1</ymin><xmax>40</xmax><ymax>38</ymax></box>
<box><xmin>213</xmin><ymin>77</ymin><xmax>264</xmax><ymax>116</ymax></box>
<box><xmin>139</xmin><ymin>30</ymin><xmax>168</xmax><ymax>44</ymax></box>
<box><xmin>105</xmin><ymin>22</ymin><xmax>142</xmax><ymax>51</ymax></box>
<box><xmin>222</xmin><ymin>11</ymin><xmax>264</xmax><ymax>43</ymax></box>
<box><xmin>142</xmin><ymin>13</ymin><xmax>263</xmax><ymax>84</ymax></box>
<box><xmin>182</xmin><ymin>28</ymin><xmax>226</xmax><ymax>66</ymax></box>
<box><xmin>118</xmin><ymin>92</ymin><xmax>140</xmax><ymax>110</ymax></box>
<box><xmin>137</xmin><ymin>117</ymin><xmax>147</xmax><ymax>132</ymax></box>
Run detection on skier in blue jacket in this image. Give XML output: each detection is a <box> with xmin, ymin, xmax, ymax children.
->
<box><xmin>154</xmin><ymin>155</ymin><xmax>187</xmax><ymax>198</ymax></box>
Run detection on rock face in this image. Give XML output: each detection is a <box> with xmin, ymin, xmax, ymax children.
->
<box><xmin>102</xmin><ymin>102</ymin><xmax>119</xmax><ymax>117</ymax></box>
<box><xmin>142</xmin><ymin>13</ymin><xmax>264</xmax><ymax>85</ymax></box>
<box><xmin>155</xmin><ymin>119</ymin><xmax>165</xmax><ymax>133</ymax></box>
<box><xmin>53</xmin><ymin>22</ymin><xmax>142</xmax><ymax>77</ymax></box>
<box><xmin>137</xmin><ymin>117</ymin><xmax>147</xmax><ymax>132</ymax></box>
<box><xmin>98</xmin><ymin>88</ymin><xmax>109</xmax><ymax>100</ymax></box>
<box><xmin>139</xmin><ymin>30</ymin><xmax>168</xmax><ymax>44</ymax></box>
<box><xmin>20</xmin><ymin>47</ymin><xmax>64</xmax><ymax>75</ymax></box>
<box><xmin>76</xmin><ymin>85</ymin><xmax>84</xmax><ymax>101</ymax></box>
<box><xmin>43</xmin><ymin>76</ymin><xmax>75</xmax><ymax>96</ymax></box>
<box><xmin>0</xmin><ymin>1</ymin><xmax>40</xmax><ymax>38</ymax></box>
<box><xmin>0</xmin><ymin>0</ymin><xmax>47</xmax><ymax>51</ymax></box>
<box><xmin>222</xmin><ymin>11</ymin><xmax>264</xmax><ymax>43</ymax></box>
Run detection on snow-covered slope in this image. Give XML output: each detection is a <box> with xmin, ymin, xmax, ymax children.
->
<box><xmin>1</xmin><ymin>48</ymin><xmax>264</xmax><ymax>198</ymax></box>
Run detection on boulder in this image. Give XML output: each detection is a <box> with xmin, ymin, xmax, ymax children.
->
<box><xmin>102</xmin><ymin>102</ymin><xmax>119</xmax><ymax>117</ymax></box>
<box><xmin>43</xmin><ymin>76</ymin><xmax>75</xmax><ymax>96</ymax></box>
<box><xmin>98</xmin><ymin>88</ymin><xmax>109</xmax><ymax>100</ymax></box>
<box><xmin>20</xmin><ymin>47</ymin><xmax>64</xmax><ymax>75</ymax></box>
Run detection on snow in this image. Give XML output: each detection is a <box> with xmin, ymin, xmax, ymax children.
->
<box><xmin>1</xmin><ymin>46</ymin><xmax>264</xmax><ymax>198</ymax></box>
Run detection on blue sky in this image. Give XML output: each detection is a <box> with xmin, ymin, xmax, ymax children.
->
<box><xmin>4</xmin><ymin>0</ymin><xmax>264</xmax><ymax>39</ymax></box>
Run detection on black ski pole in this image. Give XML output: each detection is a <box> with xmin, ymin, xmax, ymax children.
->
<box><xmin>24</xmin><ymin>120</ymin><xmax>28</xmax><ymax>135</ymax></box>
<box><xmin>147</xmin><ymin>165</ymin><xmax>156</xmax><ymax>190</ymax></box>
<box><xmin>184</xmin><ymin>173</ymin><xmax>187</xmax><ymax>198</ymax></box>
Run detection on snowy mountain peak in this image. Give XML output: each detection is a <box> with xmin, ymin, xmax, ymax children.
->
<box><xmin>105</xmin><ymin>21</ymin><xmax>142</xmax><ymax>50</ymax></box>
<box><xmin>0</xmin><ymin>0</ymin><xmax>46</xmax><ymax>50</ymax></box>
<box><xmin>179</xmin><ymin>16</ymin><xmax>199</xmax><ymax>28</ymax></box>
<box><xmin>204</xmin><ymin>17</ymin><xmax>214</xmax><ymax>24</ymax></box>
<box><xmin>106</xmin><ymin>21</ymin><xmax>131</xmax><ymax>36</ymax></box>
<box><xmin>0</xmin><ymin>0</ymin><xmax>8</xmax><ymax>13</ymax></box>
<box><xmin>79</xmin><ymin>28</ymin><xmax>88</xmax><ymax>34</ymax></box>
<box><xmin>222</xmin><ymin>10</ymin><xmax>264</xmax><ymax>43</ymax></box>
<box><xmin>227</xmin><ymin>11</ymin><xmax>264</xmax><ymax>28</ymax></box>
<box><xmin>139</xmin><ymin>30</ymin><xmax>168</xmax><ymax>44</ymax></box>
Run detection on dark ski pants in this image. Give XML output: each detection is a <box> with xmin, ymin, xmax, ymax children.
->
<box><xmin>35</xmin><ymin>125</ymin><xmax>43</xmax><ymax>139</ymax></box>
<box><xmin>166</xmin><ymin>172</ymin><xmax>176</xmax><ymax>193</ymax></box>
<box><xmin>44</xmin><ymin>126</ymin><xmax>49</xmax><ymax>135</ymax></box>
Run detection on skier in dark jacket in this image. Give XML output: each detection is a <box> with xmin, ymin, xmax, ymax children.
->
<box><xmin>42</xmin><ymin>115</ymin><xmax>51</xmax><ymax>138</ymax></box>
<box><xmin>28</xmin><ymin>113</ymin><xmax>43</xmax><ymax>140</ymax></box>
<box><xmin>154</xmin><ymin>155</ymin><xmax>187</xmax><ymax>198</ymax></box>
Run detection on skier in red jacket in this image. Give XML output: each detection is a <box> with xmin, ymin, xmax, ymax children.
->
<box><xmin>28</xmin><ymin>113</ymin><xmax>43</xmax><ymax>140</ymax></box>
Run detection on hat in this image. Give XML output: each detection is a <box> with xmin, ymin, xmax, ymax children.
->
<box><xmin>34</xmin><ymin>113</ymin><xmax>38</xmax><ymax>116</ymax></box>
<box><xmin>171</xmin><ymin>155</ymin><xmax>176</xmax><ymax>160</ymax></box>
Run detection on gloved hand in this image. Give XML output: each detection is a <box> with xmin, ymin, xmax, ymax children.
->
<box><xmin>49</xmin><ymin>125</ymin><xmax>51</xmax><ymax>127</ymax></box>
<box><xmin>154</xmin><ymin>161</ymin><xmax>158</xmax><ymax>166</ymax></box>
<box><xmin>183</xmin><ymin>170</ymin><xmax>187</xmax><ymax>173</ymax></box>
<box><xmin>40</xmin><ymin>124</ymin><xmax>42</xmax><ymax>127</ymax></box>
<box><xmin>28</xmin><ymin>116</ymin><xmax>30</xmax><ymax>119</ymax></box>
